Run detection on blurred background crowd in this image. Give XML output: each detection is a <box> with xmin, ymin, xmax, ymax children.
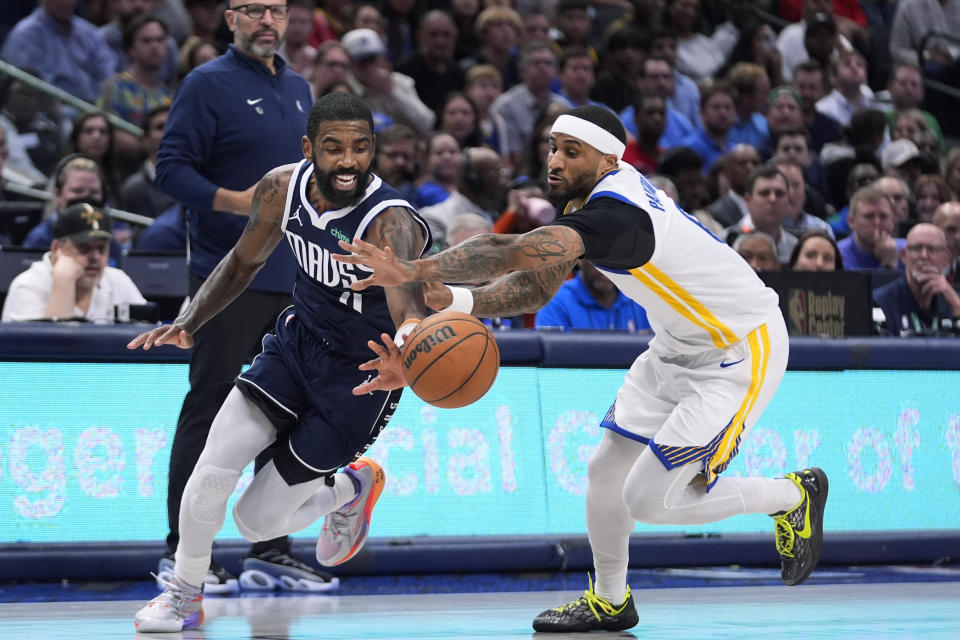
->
<box><xmin>0</xmin><ymin>0</ymin><xmax>958</xmax><ymax>335</ymax></box>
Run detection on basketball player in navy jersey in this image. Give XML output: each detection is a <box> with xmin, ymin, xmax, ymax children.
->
<box><xmin>336</xmin><ymin>104</ymin><xmax>829</xmax><ymax>633</ymax></box>
<box><xmin>128</xmin><ymin>93</ymin><xmax>432</xmax><ymax>633</ymax></box>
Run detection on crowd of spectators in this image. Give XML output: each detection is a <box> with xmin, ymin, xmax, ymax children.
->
<box><xmin>1</xmin><ymin>0</ymin><xmax>959</xmax><ymax>336</ymax></box>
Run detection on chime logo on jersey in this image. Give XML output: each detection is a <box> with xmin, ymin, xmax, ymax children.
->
<box><xmin>284</xmin><ymin>230</ymin><xmax>361</xmax><ymax>290</ymax></box>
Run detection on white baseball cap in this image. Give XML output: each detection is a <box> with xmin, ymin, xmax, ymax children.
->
<box><xmin>881</xmin><ymin>138</ymin><xmax>921</xmax><ymax>169</ymax></box>
<box><xmin>341</xmin><ymin>29</ymin><xmax>387</xmax><ymax>61</ymax></box>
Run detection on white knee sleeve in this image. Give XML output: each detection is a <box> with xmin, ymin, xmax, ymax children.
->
<box><xmin>188</xmin><ymin>465</ymin><xmax>242</xmax><ymax>524</ymax></box>
<box><xmin>233</xmin><ymin>460</ymin><xmax>331</xmax><ymax>542</ymax></box>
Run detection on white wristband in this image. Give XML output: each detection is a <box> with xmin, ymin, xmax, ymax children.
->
<box><xmin>393</xmin><ymin>319</ymin><xmax>420</xmax><ymax>348</ymax></box>
<box><xmin>441</xmin><ymin>286</ymin><xmax>474</xmax><ymax>314</ymax></box>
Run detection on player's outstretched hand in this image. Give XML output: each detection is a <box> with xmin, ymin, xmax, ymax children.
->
<box><xmin>354</xmin><ymin>332</ymin><xmax>407</xmax><ymax>395</ymax></box>
<box><xmin>334</xmin><ymin>238</ymin><xmax>417</xmax><ymax>290</ymax></box>
<box><xmin>127</xmin><ymin>323</ymin><xmax>194</xmax><ymax>350</ymax></box>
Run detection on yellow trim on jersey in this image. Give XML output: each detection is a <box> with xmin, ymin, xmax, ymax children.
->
<box><xmin>706</xmin><ymin>323</ymin><xmax>771</xmax><ymax>482</ymax></box>
<box><xmin>629</xmin><ymin>265</ymin><xmax>738</xmax><ymax>349</ymax></box>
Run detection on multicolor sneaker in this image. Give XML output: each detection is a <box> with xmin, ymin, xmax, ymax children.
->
<box><xmin>532</xmin><ymin>576</ymin><xmax>639</xmax><ymax>632</ymax></box>
<box><xmin>157</xmin><ymin>553</ymin><xmax>239</xmax><ymax>595</ymax></box>
<box><xmin>134</xmin><ymin>574</ymin><xmax>204</xmax><ymax>633</ymax></box>
<box><xmin>315</xmin><ymin>457</ymin><xmax>385</xmax><ymax>567</ymax></box>
<box><xmin>239</xmin><ymin>548</ymin><xmax>340</xmax><ymax>592</ymax></box>
<box><xmin>773</xmin><ymin>467</ymin><xmax>829</xmax><ymax>586</ymax></box>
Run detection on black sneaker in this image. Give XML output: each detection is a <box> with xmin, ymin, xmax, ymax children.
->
<box><xmin>156</xmin><ymin>553</ymin><xmax>239</xmax><ymax>595</ymax></box>
<box><xmin>532</xmin><ymin>577</ymin><xmax>638</xmax><ymax>633</ymax></box>
<box><xmin>773</xmin><ymin>467</ymin><xmax>829</xmax><ymax>586</ymax></box>
<box><xmin>239</xmin><ymin>549</ymin><xmax>340</xmax><ymax>592</ymax></box>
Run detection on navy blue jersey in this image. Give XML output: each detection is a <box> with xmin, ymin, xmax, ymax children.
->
<box><xmin>280</xmin><ymin>160</ymin><xmax>432</xmax><ymax>356</ymax></box>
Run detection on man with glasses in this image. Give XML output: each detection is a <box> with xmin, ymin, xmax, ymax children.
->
<box><xmin>873</xmin><ymin>223</ymin><xmax>960</xmax><ymax>335</ymax></box>
<box><xmin>154</xmin><ymin>0</ymin><xmax>336</xmax><ymax>596</ymax></box>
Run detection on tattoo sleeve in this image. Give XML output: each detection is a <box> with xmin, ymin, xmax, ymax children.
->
<box><xmin>470</xmin><ymin>260</ymin><xmax>577</xmax><ymax>317</ymax></box>
<box><xmin>366</xmin><ymin>208</ymin><xmax>429</xmax><ymax>326</ymax></box>
<box><xmin>177</xmin><ymin>169</ymin><xmax>289</xmax><ymax>334</ymax></box>
<box><xmin>414</xmin><ymin>227</ymin><xmax>583</xmax><ymax>283</ymax></box>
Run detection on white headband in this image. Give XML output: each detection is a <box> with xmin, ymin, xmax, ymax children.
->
<box><xmin>551</xmin><ymin>114</ymin><xmax>626</xmax><ymax>160</ymax></box>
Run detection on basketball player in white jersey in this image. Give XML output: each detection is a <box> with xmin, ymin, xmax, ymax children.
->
<box><xmin>334</xmin><ymin>105</ymin><xmax>829</xmax><ymax>633</ymax></box>
<box><xmin>128</xmin><ymin>94</ymin><xmax>432</xmax><ymax>632</ymax></box>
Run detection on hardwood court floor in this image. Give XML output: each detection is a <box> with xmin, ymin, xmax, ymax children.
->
<box><xmin>1</xmin><ymin>581</ymin><xmax>959</xmax><ymax>640</ymax></box>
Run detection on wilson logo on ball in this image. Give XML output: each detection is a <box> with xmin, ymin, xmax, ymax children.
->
<box><xmin>402</xmin><ymin>326</ymin><xmax>458</xmax><ymax>369</ymax></box>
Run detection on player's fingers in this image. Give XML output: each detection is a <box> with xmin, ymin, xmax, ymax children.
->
<box><xmin>351</xmin><ymin>276</ymin><xmax>379</xmax><ymax>291</ymax></box>
<box><xmin>127</xmin><ymin>333</ymin><xmax>149</xmax><ymax>349</ymax></box>
<box><xmin>381</xmin><ymin>333</ymin><xmax>401</xmax><ymax>357</ymax></box>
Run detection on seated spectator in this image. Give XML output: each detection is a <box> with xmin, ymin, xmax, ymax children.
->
<box><xmin>447</xmin><ymin>212</ymin><xmax>493</xmax><ymax>247</ymax></box>
<box><xmin>706</xmin><ymin>143</ymin><xmax>760</xmax><ymax>228</ymax></box>
<box><xmin>827</xmin><ymin>160</ymin><xmax>881</xmax><ymax>235</ymax></box>
<box><xmin>0</xmin><ymin>0</ymin><xmax>117</xmax><ymax>105</ymax></box>
<box><xmin>342</xmin><ymin>28</ymin><xmax>436</xmax><ymax>135</ymax></box>
<box><xmin>789</xmin><ymin>229</ymin><xmax>842</xmax><ymax>271</ymax></box>
<box><xmin>65</xmin><ymin>112</ymin><xmax>123</xmax><ymax>204</ymax></box>
<box><xmin>177</xmin><ymin>35</ymin><xmax>219</xmax><ymax>82</ymax></box>
<box><xmin>419</xmin><ymin>146</ymin><xmax>508</xmax><ymax>248</ymax></box>
<box><xmin>770</xmin><ymin>157</ymin><xmax>835</xmax><ymax>239</ymax></box>
<box><xmin>119</xmin><ymin>106</ymin><xmax>175</xmax><ymax>220</ymax></box>
<box><xmin>310</xmin><ymin>41</ymin><xmax>351</xmax><ymax>98</ymax></box>
<box><xmin>1</xmin><ymin>202</ymin><xmax>145</xmax><ymax>322</ymax></box>
<box><xmin>438</xmin><ymin>92</ymin><xmax>482</xmax><ymax>149</ymax></box>
<box><xmin>647</xmin><ymin>29</ymin><xmax>702</xmax><ymax>131</ymax></box>
<box><xmin>932</xmin><ymin>201</ymin><xmax>960</xmax><ymax>289</ymax></box>
<box><xmin>464</xmin><ymin>64</ymin><xmax>505</xmax><ymax>152</ymax></box>
<box><xmin>657</xmin><ymin>146</ymin><xmax>710</xmax><ymax>212</ymax></box>
<box><xmin>873</xmin><ymin>175</ymin><xmax>913</xmax><ymax>234</ymax></box>
<box><xmin>881</xmin><ymin>63</ymin><xmax>944</xmax><ymax>150</ymax></box>
<box><xmin>765</xmin><ymin>86</ymin><xmax>806</xmax><ymax>151</ymax></box>
<box><xmin>374</xmin><ymin>123</ymin><xmax>418</xmax><ymax>200</ymax></box>
<box><xmin>816</xmin><ymin>49</ymin><xmax>880</xmax><ymax>127</ymax></box>
<box><xmin>395</xmin><ymin>10</ymin><xmax>464</xmax><ymax>114</ymax></box>
<box><xmin>772</xmin><ymin>126</ymin><xmax>831</xmax><ymax>213</ymax></box>
<box><xmin>726</xmin><ymin>163</ymin><xmax>798</xmax><ymax>265</ymax></box>
<box><xmin>791</xmin><ymin>60</ymin><xmax>843</xmax><ymax>152</ymax></box>
<box><xmin>838</xmin><ymin>185</ymin><xmax>905</xmax><ymax>269</ymax></box>
<box><xmin>622</xmin><ymin>95</ymin><xmax>667</xmax><ymax>176</ymax></box>
<box><xmin>678</xmin><ymin>81</ymin><xmax>738</xmax><ymax>175</ymax></box>
<box><xmin>912</xmin><ymin>175</ymin><xmax>954</xmax><ymax>224</ymax></box>
<box><xmin>722</xmin><ymin>22</ymin><xmax>784</xmax><ymax>87</ymax></box>
<box><xmin>459</xmin><ymin>7</ymin><xmax>522</xmax><ymax>90</ymax></box>
<box><xmin>776</xmin><ymin>0</ymin><xmax>851</xmax><ymax>81</ymax></box>
<box><xmin>535</xmin><ymin>260</ymin><xmax>651</xmax><ymax>332</ymax></box>
<box><xmin>873</xmin><ymin>223</ymin><xmax>960</xmax><ymax>336</ymax></box>
<box><xmin>662</xmin><ymin>0</ymin><xmax>742</xmax><ymax>82</ymax></box>
<box><xmin>733</xmin><ymin>230</ymin><xmax>781</xmax><ymax>271</ymax></box>
<box><xmin>512</xmin><ymin>115</ymin><xmax>554</xmax><ymax>190</ymax></box>
<box><xmin>591</xmin><ymin>27</ymin><xmax>644</xmax><ymax>114</ymax></box>
<box><xmin>97</xmin><ymin>15</ymin><xmax>174</xmax><ymax>157</ymax></box>
<box><xmin>0</xmin><ymin>73</ymin><xmax>64</xmax><ymax>180</ymax></box>
<box><xmin>726</xmin><ymin>63</ymin><xmax>772</xmax><ymax>153</ymax></box>
<box><xmin>557</xmin><ymin>46</ymin><xmax>598</xmax><ymax>108</ymax></box>
<box><xmin>135</xmin><ymin>202</ymin><xmax>186</xmax><ymax>251</ymax></box>
<box><xmin>551</xmin><ymin>0</ymin><xmax>598</xmax><ymax>60</ymax></box>
<box><xmin>490</xmin><ymin>41</ymin><xmax>570</xmax><ymax>166</ymax></box>
<box><xmin>279</xmin><ymin>0</ymin><xmax>318</xmax><ymax>78</ymax></box>
<box><xmin>100</xmin><ymin>0</ymin><xmax>181</xmax><ymax>87</ymax></box>
<box><xmin>183</xmin><ymin>0</ymin><xmax>228</xmax><ymax>52</ymax></box>
<box><xmin>415</xmin><ymin>132</ymin><xmax>461</xmax><ymax>208</ymax></box>
<box><xmin>621</xmin><ymin>56</ymin><xmax>695</xmax><ymax>149</ymax></box>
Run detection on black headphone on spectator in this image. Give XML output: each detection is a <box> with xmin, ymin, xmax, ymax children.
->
<box><xmin>462</xmin><ymin>147</ymin><xmax>482</xmax><ymax>191</ymax></box>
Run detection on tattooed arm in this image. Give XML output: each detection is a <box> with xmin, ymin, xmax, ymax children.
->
<box><xmin>469</xmin><ymin>260</ymin><xmax>577</xmax><ymax>317</ymax></box>
<box><xmin>362</xmin><ymin>206</ymin><xmax>429</xmax><ymax>328</ymax></box>
<box><xmin>128</xmin><ymin>165</ymin><xmax>293</xmax><ymax>350</ymax></box>
<box><xmin>335</xmin><ymin>225</ymin><xmax>585</xmax><ymax>291</ymax></box>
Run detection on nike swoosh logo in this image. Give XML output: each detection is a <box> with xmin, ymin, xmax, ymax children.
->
<box><xmin>719</xmin><ymin>358</ymin><xmax>744</xmax><ymax>368</ymax></box>
<box><xmin>246</xmin><ymin>98</ymin><xmax>263</xmax><ymax>105</ymax></box>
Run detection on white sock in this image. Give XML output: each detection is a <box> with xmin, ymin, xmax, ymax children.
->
<box><xmin>173</xmin><ymin>551</ymin><xmax>208</xmax><ymax>592</ymax></box>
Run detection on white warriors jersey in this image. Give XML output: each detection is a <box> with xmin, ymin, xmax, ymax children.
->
<box><xmin>564</xmin><ymin>166</ymin><xmax>779</xmax><ymax>355</ymax></box>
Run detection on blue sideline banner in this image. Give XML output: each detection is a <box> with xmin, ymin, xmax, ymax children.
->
<box><xmin>0</xmin><ymin>363</ymin><xmax>958</xmax><ymax>543</ymax></box>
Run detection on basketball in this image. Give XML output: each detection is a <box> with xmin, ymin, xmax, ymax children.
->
<box><xmin>401</xmin><ymin>311</ymin><xmax>500</xmax><ymax>409</ymax></box>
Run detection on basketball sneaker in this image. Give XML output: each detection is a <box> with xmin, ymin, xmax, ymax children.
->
<box><xmin>157</xmin><ymin>553</ymin><xmax>239</xmax><ymax>595</ymax></box>
<box><xmin>239</xmin><ymin>548</ymin><xmax>340</xmax><ymax>592</ymax></box>
<box><xmin>134</xmin><ymin>574</ymin><xmax>204</xmax><ymax>633</ymax></box>
<box><xmin>315</xmin><ymin>457</ymin><xmax>385</xmax><ymax>566</ymax></box>
<box><xmin>533</xmin><ymin>576</ymin><xmax>638</xmax><ymax>632</ymax></box>
<box><xmin>772</xmin><ymin>467</ymin><xmax>829</xmax><ymax>586</ymax></box>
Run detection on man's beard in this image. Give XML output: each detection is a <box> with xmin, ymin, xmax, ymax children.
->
<box><xmin>314</xmin><ymin>162</ymin><xmax>370</xmax><ymax>208</ymax></box>
<box><xmin>546</xmin><ymin>170</ymin><xmax>597</xmax><ymax>207</ymax></box>
<box><xmin>238</xmin><ymin>28</ymin><xmax>282</xmax><ymax>58</ymax></box>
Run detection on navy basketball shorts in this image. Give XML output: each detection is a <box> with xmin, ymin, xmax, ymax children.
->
<box><xmin>236</xmin><ymin>307</ymin><xmax>401</xmax><ymax>485</ymax></box>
